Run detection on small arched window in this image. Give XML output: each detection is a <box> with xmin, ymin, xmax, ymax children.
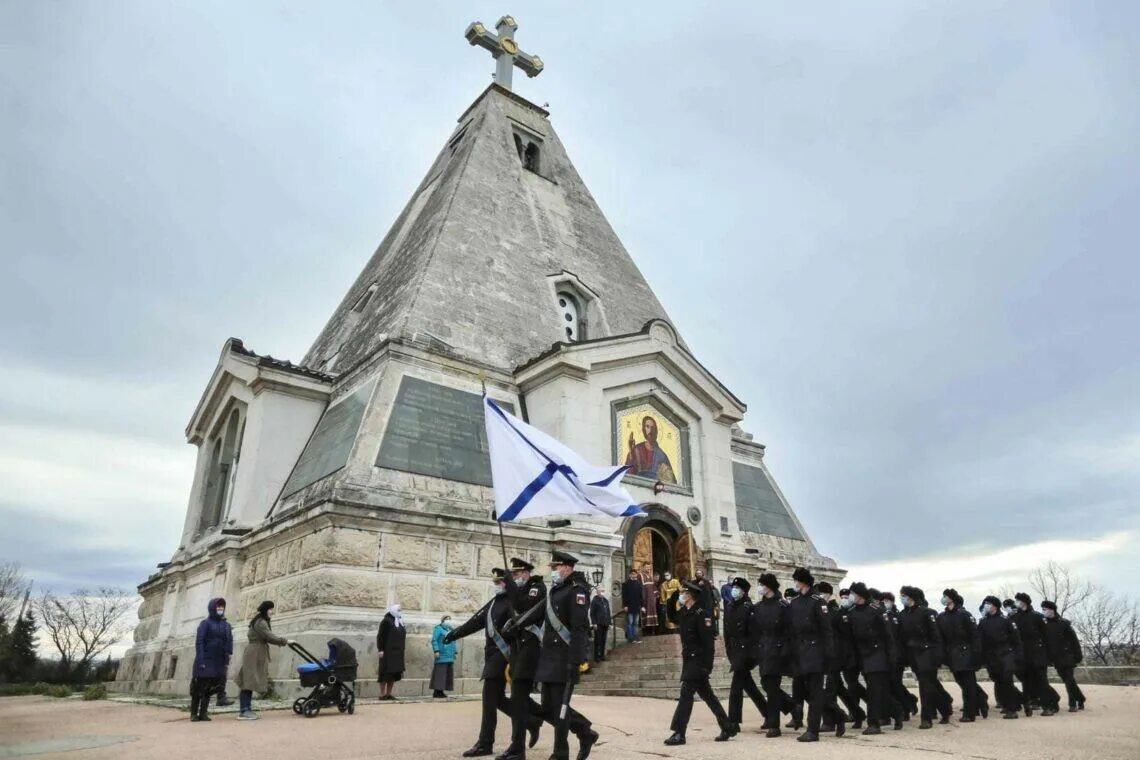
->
<box><xmin>556</xmin><ymin>291</ymin><xmax>582</xmax><ymax>341</ymax></box>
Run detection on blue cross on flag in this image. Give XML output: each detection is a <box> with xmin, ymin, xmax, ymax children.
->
<box><xmin>483</xmin><ymin>396</ymin><xmax>645</xmax><ymax>522</ymax></box>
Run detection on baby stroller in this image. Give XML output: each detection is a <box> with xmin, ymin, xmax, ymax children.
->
<box><xmin>290</xmin><ymin>638</ymin><xmax>357</xmax><ymax>717</ymax></box>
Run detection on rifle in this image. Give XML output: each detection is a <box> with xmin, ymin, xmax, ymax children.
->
<box><xmin>502</xmin><ymin>597</ymin><xmax>544</xmax><ymax>637</ymax></box>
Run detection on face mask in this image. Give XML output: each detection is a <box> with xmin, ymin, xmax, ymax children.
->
<box><xmin>1018</xmin><ymin>602</ymin><xmax>1028</xmax><ymax>611</ymax></box>
<box><xmin>730</xmin><ymin>587</ymin><xmax>744</xmax><ymax>601</ymax></box>
<box><xmin>758</xmin><ymin>585</ymin><xmax>770</xmax><ymax>598</ymax></box>
<box><xmin>883</xmin><ymin>600</ymin><xmax>894</xmax><ymax>611</ymax></box>
<box><xmin>1044</xmin><ymin>609</ymin><xmax>1055</xmax><ymax>619</ymax></box>
<box><xmin>900</xmin><ymin>595</ymin><xmax>910</xmax><ymax>607</ymax></box>
<box><xmin>664</xmin><ymin>574</ymin><xmax>671</xmax><ymax>581</ymax></box>
<box><xmin>798</xmin><ymin>585</ymin><xmax>810</xmax><ymax>596</ymax></box>
<box><xmin>821</xmin><ymin>593</ymin><xmax>832</xmax><ymax>603</ymax></box>
<box><xmin>678</xmin><ymin>593</ymin><xmax>690</xmax><ymax>606</ymax></box>
<box><xmin>494</xmin><ymin>584</ymin><xmax>506</xmax><ymax>596</ymax></box>
<box><xmin>215</xmin><ymin>608</ymin><xmax>225</xmax><ymax>616</ymax></box>
<box><xmin>550</xmin><ymin>571</ymin><xmax>562</xmax><ymax>585</ymax></box>
<box><xmin>840</xmin><ymin>597</ymin><xmax>854</xmax><ymax>609</ymax></box>
<box><xmin>941</xmin><ymin>596</ymin><xmax>951</xmax><ymax>607</ymax></box>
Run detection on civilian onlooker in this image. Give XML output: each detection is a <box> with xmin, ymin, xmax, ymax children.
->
<box><xmin>621</xmin><ymin>570</ymin><xmax>644</xmax><ymax>643</ymax></box>
<box><xmin>377</xmin><ymin>604</ymin><xmax>407</xmax><ymax>700</ymax></box>
<box><xmin>190</xmin><ymin>597</ymin><xmax>233</xmax><ymax>722</ymax></box>
<box><xmin>590</xmin><ymin>587</ymin><xmax>612</xmax><ymax>662</ymax></box>
<box><xmin>431</xmin><ymin>615</ymin><xmax>458</xmax><ymax>698</ymax></box>
<box><xmin>235</xmin><ymin>600</ymin><xmax>293</xmax><ymax>721</ymax></box>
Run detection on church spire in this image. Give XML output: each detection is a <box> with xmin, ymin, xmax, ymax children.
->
<box><xmin>465</xmin><ymin>15</ymin><xmax>544</xmax><ymax>91</ymax></box>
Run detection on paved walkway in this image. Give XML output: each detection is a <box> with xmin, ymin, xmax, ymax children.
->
<box><xmin>2</xmin><ymin>685</ymin><xmax>1138</xmax><ymax>759</ymax></box>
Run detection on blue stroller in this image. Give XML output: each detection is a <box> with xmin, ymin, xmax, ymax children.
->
<box><xmin>290</xmin><ymin>638</ymin><xmax>357</xmax><ymax>717</ymax></box>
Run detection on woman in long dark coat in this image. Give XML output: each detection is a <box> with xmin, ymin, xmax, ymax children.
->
<box><xmin>377</xmin><ymin>604</ymin><xmax>407</xmax><ymax>700</ymax></box>
<box><xmin>190</xmin><ymin>597</ymin><xmax>233</xmax><ymax>722</ymax></box>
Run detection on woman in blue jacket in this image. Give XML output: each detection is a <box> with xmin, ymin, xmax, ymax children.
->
<box><xmin>430</xmin><ymin>615</ymin><xmax>458</xmax><ymax>698</ymax></box>
<box><xmin>190</xmin><ymin>597</ymin><xmax>233</xmax><ymax>722</ymax></box>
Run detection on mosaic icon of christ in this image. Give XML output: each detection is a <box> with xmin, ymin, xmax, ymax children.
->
<box><xmin>625</xmin><ymin>416</ymin><xmax>677</xmax><ymax>484</ymax></box>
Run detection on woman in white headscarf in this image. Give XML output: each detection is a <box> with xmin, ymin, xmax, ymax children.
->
<box><xmin>377</xmin><ymin>604</ymin><xmax>407</xmax><ymax>700</ymax></box>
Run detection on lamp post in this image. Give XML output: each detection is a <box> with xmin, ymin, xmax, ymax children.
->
<box><xmin>591</xmin><ymin>568</ymin><xmax>604</xmax><ymax>586</ymax></box>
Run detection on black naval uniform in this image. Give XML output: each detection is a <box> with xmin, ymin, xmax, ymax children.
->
<box><xmin>936</xmin><ymin>604</ymin><xmax>986</xmax><ymax>720</ymax></box>
<box><xmin>882</xmin><ymin>602</ymin><xmax>918</xmax><ymax>720</ymax></box>
<box><xmin>503</xmin><ymin>571</ymin><xmax>548</xmax><ymax>760</ymax></box>
<box><xmin>723</xmin><ymin>593</ymin><xmax>767</xmax><ymax>725</ymax></box>
<box><xmin>829</xmin><ymin>600</ymin><xmax>867</xmax><ymax>727</ymax></box>
<box><xmin>536</xmin><ymin>569</ymin><xmax>596</xmax><ymax>760</ymax></box>
<box><xmin>669</xmin><ymin>600</ymin><xmax>734</xmax><ymax>741</ymax></box>
<box><xmin>1011</xmin><ymin>604</ymin><xmax>1059</xmax><ymax>714</ymax></box>
<box><xmin>847</xmin><ymin>598</ymin><xmax>892</xmax><ymax>731</ymax></box>
<box><xmin>787</xmin><ymin>589</ymin><xmax>840</xmax><ymax>739</ymax></box>
<box><xmin>977</xmin><ymin>605</ymin><xmax>1023</xmax><ymax>717</ymax></box>
<box><xmin>898</xmin><ymin>600</ymin><xmax>946</xmax><ymax>725</ymax></box>
<box><xmin>448</xmin><ymin>590</ymin><xmax>540</xmax><ymax>755</ymax></box>
<box><xmin>1042</xmin><ymin>609</ymin><xmax>1085</xmax><ymax>710</ymax></box>
<box><xmin>750</xmin><ymin>592</ymin><xmax>793</xmax><ymax>734</ymax></box>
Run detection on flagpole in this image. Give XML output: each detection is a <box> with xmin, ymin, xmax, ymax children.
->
<box><xmin>481</xmin><ymin>372</ymin><xmax>512</xmax><ymax>572</ymax></box>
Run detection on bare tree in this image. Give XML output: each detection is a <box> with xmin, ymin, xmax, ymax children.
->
<box><xmin>36</xmin><ymin>588</ymin><xmax>135</xmax><ymax>679</ymax></box>
<box><xmin>1027</xmin><ymin>561</ymin><xmax>1093</xmax><ymax>617</ymax></box>
<box><xmin>1071</xmin><ymin>586</ymin><xmax>1129</xmax><ymax>665</ymax></box>
<box><xmin>0</xmin><ymin>562</ymin><xmax>33</xmax><ymax>621</ymax></box>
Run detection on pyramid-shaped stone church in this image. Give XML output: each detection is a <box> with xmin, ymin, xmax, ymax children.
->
<box><xmin>116</xmin><ymin>16</ymin><xmax>841</xmax><ymax>696</ymax></box>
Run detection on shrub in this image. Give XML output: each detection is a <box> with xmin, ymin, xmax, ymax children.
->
<box><xmin>46</xmin><ymin>684</ymin><xmax>72</xmax><ymax>698</ymax></box>
<box><xmin>83</xmin><ymin>683</ymin><xmax>107</xmax><ymax>700</ymax></box>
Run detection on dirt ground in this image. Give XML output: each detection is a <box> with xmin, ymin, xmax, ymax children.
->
<box><xmin>1</xmin><ymin>685</ymin><xmax>1138</xmax><ymax>760</ymax></box>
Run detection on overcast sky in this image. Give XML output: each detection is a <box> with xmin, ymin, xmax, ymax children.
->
<box><xmin>2</xmin><ymin>2</ymin><xmax>1137</xmax><ymax>614</ymax></box>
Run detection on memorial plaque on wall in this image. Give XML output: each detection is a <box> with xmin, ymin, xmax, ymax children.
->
<box><xmin>732</xmin><ymin>461</ymin><xmax>805</xmax><ymax>541</ymax></box>
<box><xmin>281</xmin><ymin>381</ymin><xmax>374</xmax><ymax>498</ymax></box>
<box><xmin>376</xmin><ymin>376</ymin><xmax>513</xmax><ymax>486</ymax></box>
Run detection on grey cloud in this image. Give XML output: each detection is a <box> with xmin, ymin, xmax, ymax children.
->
<box><xmin>1</xmin><ymin>2</ymin><xmax>1137</xmax><ymax>587</ymax></box>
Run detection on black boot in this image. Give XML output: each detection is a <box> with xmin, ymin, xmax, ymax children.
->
<box><xmin>714</xmin><ymin>723</ymin><xmax>739</xmax><ymax>742</ymax></box>
<box><xmin>786</xmin><ymin>704</ymin><xmax>803</xmax><ymax>729</ymax></box>
<box><xmin>1002</xmin><ymin>710</ymin><xmax>1018</xmax><ymax>719</ymax></box>
<box><xmin>663</xmin><ymin>733</ymin><xmax>685</xmax><ymax>746</ymax></box>
<box><xmin>918</xmin><ymin>719</ymin><xmax>932</xmax><ymax>729</ymax></box>
<box><xmin>576</xmin><ymin>730</ymin><xmax>599</xmax><ymax>760</ymax></box>
<box><xmin>765</xmin><ymin>727</ymin><xmax>782</xmax><ymax>738</ymax></box>
<box><xmin>980</xmin><ymin>700</ymin><xmax>989</xmax><ymax>719</ymax></box>
<box><xmin>862</xmin><ymin>723</ymin><xmax>882</xmax><ymax>735</ymax></box>
<box><xmin>835</xmin><ymin>716</ymin><xmax>846</xmax><ymax>737</ymax></box>
<box><xmin>939</xmin><ymin>714</ymin><xmax>951</xmax><ymax>724</ymax></box>
<box><xmin>529</xmin><ymin>722</ymin><xmax>541</xmax><ymax>749</ymax></box>
<box><xmin>462</xmin><ymin>746</ymin><xmax>494</xmax><ymax>758</ymax></box>
<box><xmin>797</xmin><ymin>732</ymin><xmax>819</xmax><ymax>742</ymax></box>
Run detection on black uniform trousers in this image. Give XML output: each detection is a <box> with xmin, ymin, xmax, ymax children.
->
<box><xmin>507</xmin><ymin>679</ymin><xmax>545</xmax><ymax>753</ymax></box>
<box><xmin>840</xmin><ymin>667</ymin><xmax>868</xmax><ymax>721</ymax></box>
<box><xmin>913</xmin><ymin>668</ymin><xmax>942</xmax><ymax>721</ymax></box>
<box><xmin>863</xmin><ymin>671</ymin><xmax>890</xmax><ymax>726</ymax></box>
<box><xmin>760</xmin><ymin>674</ymin><xmax>788</xmax><ymax>728</ymax></box>
<box><xmin>987</xmin><ymin>666</ymin><xmax>1021</xmax><ymax>713</ymax></box>
<box><xmin>476</xmin><ymin>678</ymin><xmax>513</xmax><ymax>747</ymax></box>
<box><xmin>1019</xmin><ymin>664</ymin><xmax>1056</xmax><ymax>710</ymax></box>
<box><xmin>933</xmin><ymin>676</ymin><xmax>954</xmax><ymax>717</ymax></box>
<box><xmin>889</xmin><ymin>665</ymin><xmax>918</xmax><ymax>716</ymax></box>
<box><xmin>797</xmin><ymin>673</ymin><xmax>841</xmax><ymax>734</ymax></box>
<box><xmin>951</xmin><ymin>669</ymin><xmax>980</xmax><ymax>719</ymax></box>
<box><xmin>189</xmin><ymin>676</ymin><xmax>220</xmax><ymax>719</ymax></box>
<box><xmin>671</xmin><ymin>677</ymin><xmax>730</xmax><ymax>735</ymax></box>
<box><xmin>821</xmin><ymin>672</ymin><xmax>849</xmax><ymax>727</ymax></box>
<box><xmin>728</xmin><ymin>667</ymin><xmax>768</xmax><ymax>724</ymax></box>
<box><xmin>1055</xmin><ymin>666</ymin><xmax>1085</xmax><ymax>707</ymax></box>
<box><xmin>593</xmin><ymin>626</ymin><xmax>608</xmax><ymax>661</ymax></box>
<box><xmin>540</xmin><ymin>681</ymin><xmax>592</xmax><ymax>756</ymax></box>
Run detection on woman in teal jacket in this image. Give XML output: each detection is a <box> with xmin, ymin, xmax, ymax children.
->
<box><xmin>430</xmin><ymin>615</ymin><xmax>458</xmax><ymax>698</ymax></box>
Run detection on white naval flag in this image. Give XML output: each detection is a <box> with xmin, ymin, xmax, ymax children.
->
<box><xmin>483</xmin><ymin>396</ymin><xmax>645</xmax><ymax>522</ymax></box>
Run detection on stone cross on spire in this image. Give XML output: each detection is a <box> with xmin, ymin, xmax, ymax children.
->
<box><xmin>464</xmin><ymin>15</ymin><xmax>544</xmax><ymax>91</ymax></box>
